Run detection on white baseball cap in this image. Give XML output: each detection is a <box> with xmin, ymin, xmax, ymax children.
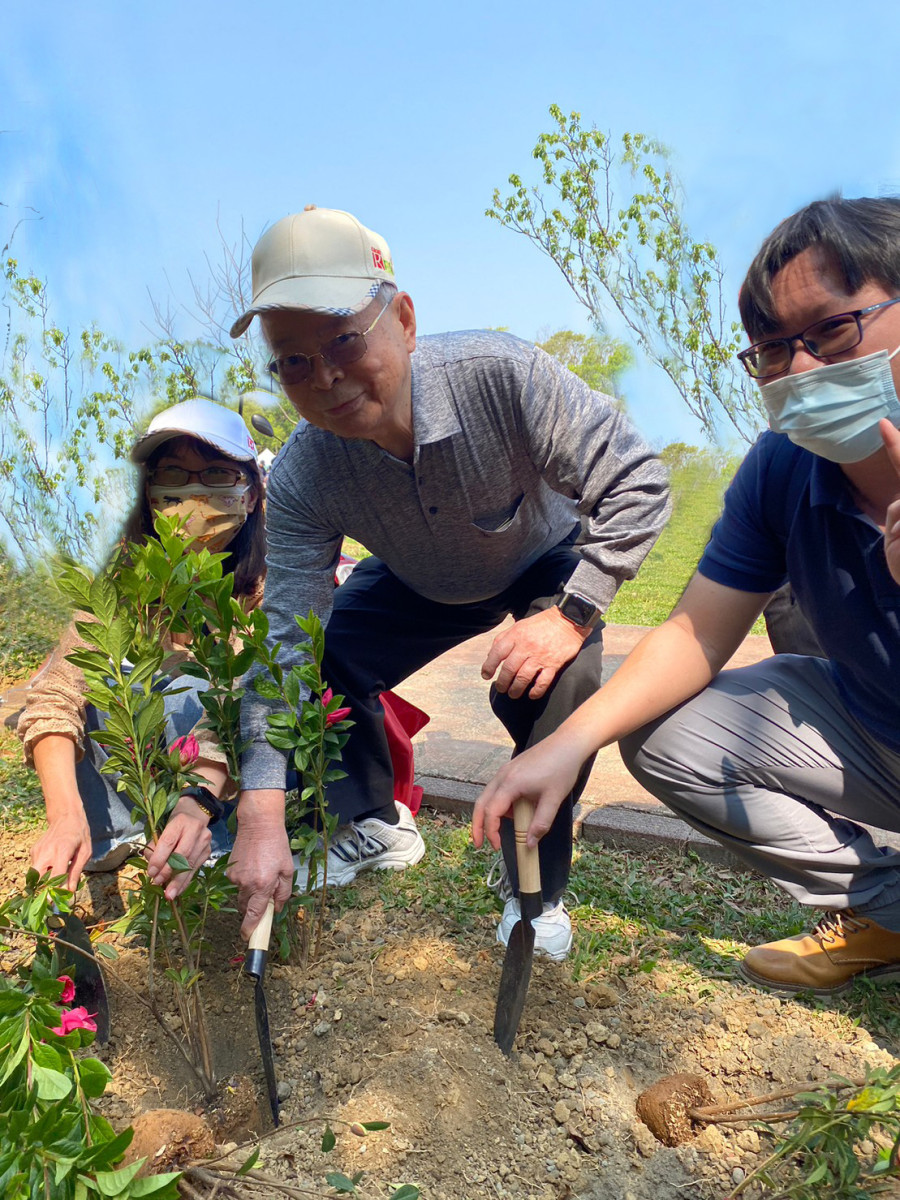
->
<box><xmin>131</xmin><ymin>398</ymin><xmax>258</xmax><ymax>463</ymax></box>
<box><xmin>229</xmin><ymin>205</ymin><xmax>396</xmax><ymax>338</ymax></box>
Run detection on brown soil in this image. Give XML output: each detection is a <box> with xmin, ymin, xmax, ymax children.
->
<box><xmin>2</xmin><ymin>818</ymin><xmax>898</xmax><ymax>1200</ymax></box>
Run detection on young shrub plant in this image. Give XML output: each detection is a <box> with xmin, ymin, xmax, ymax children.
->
<box><xmin>0</xmin><ymin>870</ymin><xmax>180</xmax><ymax>1199</ymax></box>
<box><xmin>56</xmin><ymin>517</ymin><xmax>247</xmax><ymax>1100</ymax></box>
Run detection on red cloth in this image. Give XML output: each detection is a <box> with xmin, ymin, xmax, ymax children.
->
<box><xmin>381</xmin><ymin>690</ymin><xmax>429</xmax><ymax>815</ymax></box>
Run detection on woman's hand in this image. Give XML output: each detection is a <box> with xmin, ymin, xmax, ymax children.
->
<box><xmin>145</xmin><ymin>796</ymin><xmax>214</xmax><ymax>900</ymax></box>
<box><xmin>30</xmin><ymin>812</ymin><xmax>93</xmax><ymax>891</ymax></box>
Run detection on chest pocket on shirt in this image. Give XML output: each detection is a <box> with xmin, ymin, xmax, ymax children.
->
<box><xmin>472</xmin><ymin>493</ymin><xmax>525</xmax><ymax>535</ymax></box>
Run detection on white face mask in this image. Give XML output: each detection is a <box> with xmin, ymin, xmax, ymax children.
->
<box><xmin>759</xmin><ymin>346</ymin><xmax>900</xmax><ymax>463</ymax></box>
<box><xmin>148</xmin><ymin>483</ymin><xmax>252</xmax><ymax>552</ymax></box>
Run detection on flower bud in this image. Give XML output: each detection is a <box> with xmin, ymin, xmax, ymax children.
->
<box><xmin>171</xmin><ymin>733</ymin><xmax>200</xmax><ymax>767</ymax></box>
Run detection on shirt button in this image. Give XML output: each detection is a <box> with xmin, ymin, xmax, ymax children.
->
<box><xmin>429</xmin><ymin>506</ymin><xmax>438</xmax><ymax>515</ymax></box>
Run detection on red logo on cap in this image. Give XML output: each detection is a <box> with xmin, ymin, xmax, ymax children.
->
<box><xmin>371</xmin><ymin>247</ymin><xmax>384</xmax><ymax>270</ymax></box>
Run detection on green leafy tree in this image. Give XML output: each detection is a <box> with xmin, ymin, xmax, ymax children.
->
<box><xmin>488</xmin><ymin>104</ymin><xmax>765</xmax><ymax>444</ymax></box>
<box><xmin>0</xmin><ymin>257</ymin><xmax>149</xmax><ymax>565</ymax></box>
<box><xmin>537</xmin><ymin>329</ymin><xmax>633</xmax><ymax>406</ymax></box>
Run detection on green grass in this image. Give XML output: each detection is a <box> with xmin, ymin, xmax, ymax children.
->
<box><xmin>0</xmin><ymin>728</ymin><xmax>45</xmax><ymax>829</ymax></box>
<box><xmin>0</xmin><ymin>561</ymin><xmax>68</xmax><ymax>688</ymax></box>
<box><xmin>606</xmin><ymin>452</ymin><xmax>749</xmax><ymax>628</ymax></box>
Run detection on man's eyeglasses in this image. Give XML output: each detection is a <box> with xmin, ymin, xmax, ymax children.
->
<box><xmin>737</xmin><ymin>297</ymin><xmax>900</xmax><ymax>379</ymax></box>
<box><xmin>267</xmin><ymin>294</ymin><xmax>393</xmax><ymax>386</ymax></box>
<box><xmin>149</xmin><ymin>466</ymin><xmax>247</xmax><ymax>489</ymax></box>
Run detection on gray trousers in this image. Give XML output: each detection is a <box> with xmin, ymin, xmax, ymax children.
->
<box><xmin>619</xmin><ymin>656</ymin><xmax>900</xmax><ymax>924</ymax></box>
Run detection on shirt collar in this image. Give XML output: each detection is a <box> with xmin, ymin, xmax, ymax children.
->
<box><xmin>409</xmin><ymin>342</ymin><xmax>462</xmax><ymax>445</ymax></box>
<box><xmin>809</xmin><ymin>452</ymin><xmax>871</xmax><ymax>518</ymax></box>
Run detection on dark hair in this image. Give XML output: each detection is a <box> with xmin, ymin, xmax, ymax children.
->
<box><xmin>739</xmin><ymin>196</ymin><xmax>900</xmax><ymax>340</ymax></box>
<box><xmin>120</xmin><ymin>435</ymin><xmax>266</xmax><ymax>600</ymax></box>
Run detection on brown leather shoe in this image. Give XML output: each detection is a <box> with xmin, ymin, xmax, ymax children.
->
<box><xmin>740</xmin><ymin>910</ymin><xmax>900</xmax><ymax>996</ymax></box>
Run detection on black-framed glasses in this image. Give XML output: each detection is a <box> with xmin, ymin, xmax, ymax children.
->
<box><xmin>149</xmin><ymin>465</ymin><xmax>247</xmax><ymax>489</ymax></box>
<box><xmin>737</xmin><ymin>297</ymin><xmax>900</xmax><ymax>379</ymax></box>
<box><xmin>267</xmin><ymin>294</ymin><xmax>393</xmax><ymax>386</ymax></box>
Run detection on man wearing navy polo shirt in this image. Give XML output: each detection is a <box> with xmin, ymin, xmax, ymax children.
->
<box><xmin>475</xmin><ymin>196</ymin><xmax>900</xmax><ymax>996</ymax></box>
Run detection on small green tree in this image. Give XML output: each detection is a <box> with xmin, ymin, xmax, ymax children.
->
<box><xmin>537</xmin><ymin>329</ymin><xmax>633</xmax><ymax>405</ymax></box>
<box><xmin>488</xmin><ymin>104</ymin><xmax>765</xmax><ymax>444</ymax></box>
<box><xmin>0</xmin><ymin>257</ymin><xmax>149</xmax><ymax>565</ymax></box>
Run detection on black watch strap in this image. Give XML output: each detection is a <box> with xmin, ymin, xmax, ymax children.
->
<box><xmin>180</xmin><ymin>785</ymin><xmax>226</xmax><ymax>823</ymax></box>
<box><xmin>555</xmin><ymin>590</ymin><xmax>603</xmax><ymax>630</ymax></box>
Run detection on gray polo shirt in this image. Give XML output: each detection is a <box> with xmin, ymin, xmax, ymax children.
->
<box><xmin>241</xmin><ymin>330</ymin><xmax>669</xmax><ymax>789</ymax></box>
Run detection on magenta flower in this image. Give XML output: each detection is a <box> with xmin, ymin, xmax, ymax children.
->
<box><xmin>171</xmin><ymin>734</ymin><xmax>200</xmax><ymax>767</ymax></box>
<box><xmin>51</xmin><ymin>1006</ymin><xmax>97</xmax><ymax>1036</ymax></box>
<box><xmin>320</xmin><ymin>688</ymin><xmax>350</xmax><ymax>726</ymax></box>
<box><xmin>57</xmin><ymin>975</ymin><xmax>76</xmax><ymax>1004</ymax></box>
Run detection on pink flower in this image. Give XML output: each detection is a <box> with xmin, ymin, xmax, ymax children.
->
<box><xmin>57</xmin><ymin>975</ymin><xmax>75</xmax><ymax>1004</ymax></box>
<box><xmin>171</xmin><ymin>734</ymin><xmax>200</xmax><ymax>767</ymax></box>
<box><xmin>321</xmin><ymin>689</ymin><xmax>333</xmax><ymax>706</ymax></box>
<box><xmin>326</xmin><ymin>706</ymin><xmax>351</xmax><ymax>727</ymax></box>
<box><xmin>51</xmin><ymin>1006</ymin><xmax>97</xmax><ymax>1036</ymax></box>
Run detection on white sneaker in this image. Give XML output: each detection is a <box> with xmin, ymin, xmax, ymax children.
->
<box><xmin>497</xmin><ymin>898</ymin><xmax>573</xmax><ymax>962</ymax></box>
<box><xmin>488</xmin><ymin>859</ymin><xmax>573</xmax><ymax>962</ymax></box>
<box><xmin>293</xmin><ymin>802</ymin><xmax>425</xmax><ymax>889</ymax></box>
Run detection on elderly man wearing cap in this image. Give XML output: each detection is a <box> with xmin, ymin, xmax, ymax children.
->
<box><xmin>228</xmin><ymin>206</ymin><xmax>670</xmax><ymax>950</ymax></box>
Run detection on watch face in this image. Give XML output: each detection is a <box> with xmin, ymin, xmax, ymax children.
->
<box><xmin>559</xmin><ymin>593</ymin><xmax>598</xmax><ymax>626</ymax></box>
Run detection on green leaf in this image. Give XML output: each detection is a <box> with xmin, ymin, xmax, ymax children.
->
<box><xmin>325</xmin><ymin>1171</ymin><xmax>359</xmax><ymax>1194</ymax></box>
<box><xmin>31</xmin><ymin>1040</ymin><xmax>63</xmax><ymax>1072</ymax></box>
<box><xmin>77</xmin><ymin>1056</ymin><xmax>112</xmax><ymax>1098</ymax></box>
<box><xmin>95</xmin><ymin>942</ymin><xmax>119</xmax><ymax>960</ymax></box>
<box><xmin>236</xmin><ymin>1147</ymin><xmax>260</xmax><ymax>1175</ymax></box>
<box><xmin>361</xmin><ymin>1121</ymin><xmax>391</xmax><ymax>1131</ymax></box>
<box><xmin>166</xmin><ymin>852</ymin><xmax>191</xmax><ymax>873</ymax></box>
<box><xmin>90</xmin><ymin>1160</ymin><xmax>143</xmax><ymax>1195</ymax></box>
<box><xmin>32</xmin><ymin>1062</ymin><xmax>74</xmax><ymax>1100</ymax></box>
<box><xmin>389</xmin><ymin>1187</ymin><xmax>420</xmax><ymax>1200</ymax></box>
<box><xmin>126</xmin><ymin>1171</ymin><xmax>184</xmax><ymax>1197</ymax></box>
<box><xmin>321</xmin><ymin>1125</ymin><xmax>336</xmax><ymax>1152</ymax></box>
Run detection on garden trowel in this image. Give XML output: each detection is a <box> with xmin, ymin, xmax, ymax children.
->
<box><xmin>49</xmin><ymin>904</ymin><xmax>111</xmax><ymax>1044</ymax></box>
<box><xmin>493</xmin><ymin>797</ymin><xmax>541</xmax><ymax>1055</ymax></box>
<box><xmin>244</xmin><ymin>899</ymin><xmax>279</xmax><ymax>1126</ymax></box>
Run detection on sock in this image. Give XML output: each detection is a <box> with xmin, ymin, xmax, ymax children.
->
<box><xmin>356</xmin><ymin>802</ymin><xmax>399</xmax><ymax>826</ymax></box>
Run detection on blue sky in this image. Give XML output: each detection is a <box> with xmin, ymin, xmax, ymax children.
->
<box><xmin>4</xmin><ymin>0</ymin><xmax>900</xmax><ymax>449</ymax></box>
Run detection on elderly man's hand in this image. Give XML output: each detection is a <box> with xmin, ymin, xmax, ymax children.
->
<box><xmin>881</xmin><ymin>419</ymin><xmax>900</xmax><ymax>587</ymax></box>
<box><xmin>481</xmin><ymin>606</ymin><xmax>592</xmax><ymax>700</ymax></box>
<box><xmin>227</xmin><ymin>791</ymin><xmax>295</xmax><ymax>940</ymax></box>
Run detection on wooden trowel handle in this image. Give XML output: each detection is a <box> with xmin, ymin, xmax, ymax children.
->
<box><xmin>513</xmin><ymin>798</ymin><xmax>540</xmax><ymax>894</ymax></box>
<box><xmin>248</xmin><ymin>899</ymin><xmax>275</xmax><ymax>953</ymax></box>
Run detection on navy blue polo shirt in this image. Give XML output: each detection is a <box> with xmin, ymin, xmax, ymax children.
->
<box><xmin>698</xmin><ymin>431</ymin><xmax>900</xmax><ymax>752</ymax></box>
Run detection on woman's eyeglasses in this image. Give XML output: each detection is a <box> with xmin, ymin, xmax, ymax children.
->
<box><xmin>149</xmin><ymin>466</ymin><xmax>247</xmax><ymax>489</ymax></box>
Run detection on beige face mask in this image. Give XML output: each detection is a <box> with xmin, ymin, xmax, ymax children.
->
<box><xmin>148</xmin><ymin>483</ymin><xmax>252</xmax><ymax>552</ymax></box>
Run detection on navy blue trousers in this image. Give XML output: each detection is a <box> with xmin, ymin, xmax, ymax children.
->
<box><xmin>320</xmin><ymin>532</ymin><xmax>604</xmax><ymax>901</ymax></box>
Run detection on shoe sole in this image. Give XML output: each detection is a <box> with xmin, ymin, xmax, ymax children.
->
<box><xmin>739</xmin><ymin>959</ymin><xmax>900</xmax><ymax>997</ymax></box>
<box><xmin>307</xmin><ymin>836</ymin><xmax>426</xmax><ymax>889</ymax></box>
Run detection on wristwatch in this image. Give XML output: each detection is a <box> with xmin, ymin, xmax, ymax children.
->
<box><xmin>555</xmin><ymin>590</ymin><xmax>603</xmax><ymax>631</ymax></box>
<box><xmin>180</xmin><ymin>785</ymin><xmax>226</xmax><ymax>823</ymax></box>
